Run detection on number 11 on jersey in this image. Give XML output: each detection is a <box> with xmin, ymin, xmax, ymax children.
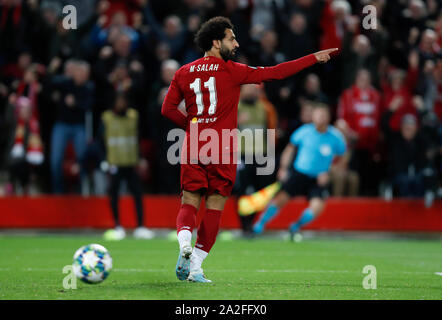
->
<box><xmin>189</xmin><ymin>77</ymin><xmax>218</xmax><ymax>116</ymax></box>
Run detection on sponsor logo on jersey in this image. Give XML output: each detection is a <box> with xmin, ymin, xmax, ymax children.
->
<box><xmin>191</xmin><ymin>117</ymin><xmax>217</xmax><ymax>124</ymax></box>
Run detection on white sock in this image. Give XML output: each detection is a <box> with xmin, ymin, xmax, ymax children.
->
<box><xmin>190</xmin><ymin>247</ymin><xmax>208</xmax><ymax>272</ymax></box>
<box><xmin>177</xmin><ymin>230</ymin><xmax>192</xmax><ymax>251</ymax></box>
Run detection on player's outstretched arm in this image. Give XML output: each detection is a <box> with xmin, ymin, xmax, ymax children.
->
<box><xmin>233</xmin><ymin>48</ymin><xmax>339</xmax><ymax>85</ymax></box>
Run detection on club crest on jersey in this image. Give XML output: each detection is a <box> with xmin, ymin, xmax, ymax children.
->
<box><xmin>189</xmin><ymin>64</ymin><xmax>219</xmax><ymax>72</ymax></box>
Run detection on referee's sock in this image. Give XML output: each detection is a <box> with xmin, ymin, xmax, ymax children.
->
<box><xmin>290</xmin><ymin>208</ymin><xmax>315</xmax><ymax>233</ymax></box>
<box><xmin>253</xmin><ymin>204</ymin><xmax>280</xmax><ymax>234</ymax></box>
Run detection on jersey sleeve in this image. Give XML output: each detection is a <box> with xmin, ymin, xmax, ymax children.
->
<box><xmin>228</xmin><ymin>54</ymin><xmax>318</xmax><ymax>85</ymax></box>
<box><xmin>161</xmin><ymin>70</ymin><xmax>187</xmax><ymax>129</ymax></box>
<box><xmin>289</xmin><ymin>125</ymin><xmax>307</xmax><ymax>147</ymax></box>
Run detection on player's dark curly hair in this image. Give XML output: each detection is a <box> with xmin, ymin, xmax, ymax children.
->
<box><xmin>194</xmin><ymin>16</ymin><xmax>234</xmax><ymax>52</ymax></box>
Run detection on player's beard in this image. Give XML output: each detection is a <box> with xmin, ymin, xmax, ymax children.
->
<box><xmin>219</xmin><ymin>44</ymin><xmax>237</xmax><ymax>61</ymax></box>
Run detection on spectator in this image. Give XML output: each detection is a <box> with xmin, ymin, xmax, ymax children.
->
<box><xmin>394</xmin><ymin>0</ymin><xmax>427</xmax><ymax>48</ymax></box>
<box><xmin>106</xmin><ymin>61</ymin><xmax>145</xmax><ymax>118</ymax></box>
<box><xmin>89</xmin><ymin>2</ymin><xmax>141</xmax><ymax>53</ymax></box>
<box><xmin>418</xmin><ymin>29</ymin><xmax>440</xmax><ymax>64</ymax></box>
<box><xmin>148</xmin><ymin>59</ymin><xmax>181</xmax><ymax>194</ymax></box>
<box><xmin>319</xmin><ymin>0</ymin><xmax>352</xmax><ymax>51</ymax></box>
<box><xmin>180</xmin><ymin>14</ymin><xmax>203</xmax><ymax>64</ymax></box>
<box><xmin>0</xmin><ymin>0</ymin><xmax>440</xmax><ymax>196</ymax></box>
<box><xmin>358</xmin><ymin>1</ymin><xmax>389</xmax><ymax>75</ymax></box>
<box><xmin>250</xmin><ymin>0</ymin><xmax>275</xmax><ymax>40</ymax></box>
<box><xmin>94</xmin><ymin>31</ymin><xmax>145</xmax><ymax>119</ymax></box>
<box><xmin>143</xmin><ymin>2</ymin><xmax>189</xmax><ymax>60</ymax></box>
<box><xmin>254</xmin><ymin>29</ymin><xmax>285</xmax><ymax>67</ymax></box>
<box><xmin>281</xmin><ymin>12</ymin><xmax>314</xmax><ymax>61</ymax></box>
<box><xmin>95</xmin><ymin>32</ymin><xmax>143</xmax><ymax>75</ymax></box>
<box><xmin>1</xmin><ymin>51</ymin><xmax>33</xmax><ymax>87</ymax></box>
<box><xmin>341</xmin><ymin>33</ymin><xmax>380</xmax><ymax>91</ymax></box>
<box><xmin>273</xmin><ymin>0</ymin><xmax>323</xmax><ymax>45</ymax></box>
<box><xmin>253</xmin><ymin>30</ymin><xmax>289</xmax><ymax>116</ymax></box>
<box><xmin>417</xmin><ymin>55</ymin><xmax>442</xmax><ymax>120</ymax></box>
<box><xmin>26</xmin><ymin>0</ymin><xmax>104</xmax><ymax>64</ymax></box>
<box><xmin>330</xmin><ymin>119</ymin><xmax>359</xmax><ymax>196</ymax></box>
<box><xmin>434</xmin><ymin>59</ymin><xmax>442</xmax><ymax>120</ymax></box>
<box><xmin>148</xmin><ymin>59</ymin><xmax>179</xmax><ymax>109</ymax></box>
<box><xmin>144</xmin><ymin>41</ymin><xmax>172</xmax><ymax>84</ymax></box>
<box><xmin>7</xmin><ymin>95</ymin><xmax>44</xmax><ymax>195</ymax></box>
<box><xmin>298</xmin><ymin>73</ymin><xmax>329</xmax><ymax>105</ymax></box>
<box><xmin>0</xmin><ymin>0</ymin><xmax>30</xmax><ymax>64</ymax></box>
<box><xmin>381</xmin><ymin>110</ymin><xmax>437</xmax><ymax>206</ymax></box>
<box><xmin>46</xmin><ymin>8</ymin><xmax>99</xmax><ymax>62</ymax></box>
<box><xmin>319</xmin><ymin>1</ymin><xmax>358</xmax><ymax>99</ymax></box>
<box><xmin>381</xmin><ymin>51</ymin><xmax>420</xmax><ymax>132</ymax></box>
<box><xmin>337</xmin><ymin>69</ymin><xmax>383</xmax><ymax>195</ymax></box>
<box><xmin>8</xmin><ymin>63</ymin><xmax>42</xmax><ymax>115</ymax></box>
<box><xmin>48</xmin><ymin>60</ymin><xmax>94</xmax><ymax>193</ymax></box>
<box><xmin>101</xmin><ymin>0</ymin><xmax>141</xmax><ymax>28</ymax></box>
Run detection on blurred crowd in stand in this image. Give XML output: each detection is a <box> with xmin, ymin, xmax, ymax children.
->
<box><xmin>0</xmin><ymin>0</ymin><xmax>441</xmax><ymax>204</ymax></box>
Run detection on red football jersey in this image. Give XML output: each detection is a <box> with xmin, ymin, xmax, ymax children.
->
<box><xmin>162</xmin><ymin>54</ymin><xmax>317</xmax><ymax>163</ymax></box>
<box><xmin>337</xmin><ymin>85</ymin><xmax>382</xmax><ymax>151</ymax></box>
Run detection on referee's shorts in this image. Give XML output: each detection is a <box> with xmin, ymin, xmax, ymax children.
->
<box><xmin>280</xmin><ymin>168</ymin><xmax>329</xmax><ymax>200</ymax></box>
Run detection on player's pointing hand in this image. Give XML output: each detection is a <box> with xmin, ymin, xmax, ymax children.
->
<box><xmin>313</xmin><ymin>48</ymin><xmax>339</xmax><ymax>64</ymax></box>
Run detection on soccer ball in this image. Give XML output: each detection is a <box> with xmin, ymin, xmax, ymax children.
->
<box><xmin>72</xmin><ymin>244</ymin><xmax>112</xmax><ymax>284</ymax></box>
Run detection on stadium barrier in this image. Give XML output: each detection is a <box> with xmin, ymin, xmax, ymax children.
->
<box><xmin>0</xmin><ymin>196</ymin><xmax>441</xmax><ymax>231</ymax></box>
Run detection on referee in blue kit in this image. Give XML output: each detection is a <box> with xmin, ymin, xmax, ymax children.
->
<box><xmin>253</xmin><ymin>102</ymin><xmax>346</xmax><ymax>241</ymax></box>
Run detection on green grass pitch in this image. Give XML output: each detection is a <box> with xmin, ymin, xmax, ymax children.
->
<box><xmin>0</xmin><ymin>235</ymin><xmax>441</xmax><ymax>300</ymax></box>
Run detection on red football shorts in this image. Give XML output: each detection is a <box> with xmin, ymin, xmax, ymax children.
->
<box><xmin>180</xmin><ymin>162</ymin><xmax>237</xmax><ymax>197</ymax></box>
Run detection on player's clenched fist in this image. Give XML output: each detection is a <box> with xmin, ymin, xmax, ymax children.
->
<box><xmin>313</xmin><ymin>48</ymin><xmax>339</xmax><ymax>63</ymax></box>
